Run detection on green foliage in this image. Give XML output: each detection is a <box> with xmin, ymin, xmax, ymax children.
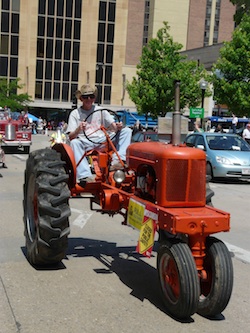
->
<box><xmin>230</xmin><ymin>0</ymin><xmax>250</xmax><ymax>25</ymax></box>
<box><xmin>212</xmin><ymin>14</ymin><xmax>250</xmax><ymax>116</ymax></box>
<box><xmin>126</xmin><ymin>22</ymin><xmax>211</xmax><ymax>118</ymax></box>
<box><xmin>0</xmin><ymin>78</ymin><xmax>32</xmax><ymax>111</ymax></box>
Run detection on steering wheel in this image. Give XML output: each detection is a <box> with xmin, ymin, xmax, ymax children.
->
<box><xmin>82</xmin><ymin>108</ymin><xmax>121</xmax><ymax>144</ymax></box>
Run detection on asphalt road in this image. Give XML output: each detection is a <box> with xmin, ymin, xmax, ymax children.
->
<box><xmin>0</xmin><ymin>133</ymin><xmax>250</xmax><ymax>333</ymax></box>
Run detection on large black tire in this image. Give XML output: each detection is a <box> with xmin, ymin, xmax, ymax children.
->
<box><xmin>157</xmin><ymin>240</ymin><xmax>200</xmax><ymax>319</ymax></box>
<box><xmin>23</xmin><ymin>148</ymin><xmax>71</xmax><ymax>266</ymax></box>
<box><xmin>198</xmin><ymin>237</ymin><xmax>233</xmax><ymax>317</ymax></box>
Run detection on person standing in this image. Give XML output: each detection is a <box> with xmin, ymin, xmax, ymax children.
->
<box><xmin>243</xmin><ymin>122</ymin><xmax>250</xmax><ymax>144</ymax></box>
<box><xmin>194</xmin><ymin>121</ymin><xmax>204</xmax><ymax>133</ymax></box>
<box><xmin>0</xmin><ymin>134</ymin><xmax>7</xmax><ymax>169</ymax></box>
<box><xmin>67</xmin><ymin>83</ymin><xmax>132</xmax><ymax>184</ymax></box>
<box><xmin>232</xmin><ymin>113</ymin><xmax>238</xmax><ymax>133</ymax></box>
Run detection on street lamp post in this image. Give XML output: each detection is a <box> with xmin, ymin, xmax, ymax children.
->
<box><xmin>199</xmin><ymin>79</ymin><xmax>208</xmax><ymax>128</ymax></box>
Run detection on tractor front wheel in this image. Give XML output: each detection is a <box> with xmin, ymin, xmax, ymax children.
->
<box><xmin>198</xmin><ymin>237</ymin><xmax>233</xmax><ymax>317</ymax></box>
<box><xmin>157</xmin><ymin>240</ymin><xmax>200</xmax><ymax>319</ymax></box>
<box><xmin>23</xmin><ymin>148</ymin><xmax>71</xmax><ymax>266</ymax></box>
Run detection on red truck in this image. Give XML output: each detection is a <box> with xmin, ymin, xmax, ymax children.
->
<box><xmin>0</xmin><ymin>113</ymin><xmax>32</xmax><ymax>153</ymax></box>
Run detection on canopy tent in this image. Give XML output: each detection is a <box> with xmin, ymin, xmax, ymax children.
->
<box><xmin>28</xmin><ymin>113</ymin><xmax>39</xmax><ymax>121</ymax></box>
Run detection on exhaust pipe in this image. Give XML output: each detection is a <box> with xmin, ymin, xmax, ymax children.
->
<box><xmin>172</xmin><ymin>80</ymin><xmax>181</xmax><ymax>146</ymax></box>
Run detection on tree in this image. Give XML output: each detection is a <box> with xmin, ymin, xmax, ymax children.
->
<box><xmin>0</xmin><ymin>78</ymin><xmax>32</xmax><ymax>111</ymax></box>
<box><xmin>230</xmin><ymin>0</ymin><xmax>250</xmax><ymax>25</ymax></box>
<box><xmin>212</xmin><ymin>14</ymin><xmax>250</xmax><ymax>116</ymax></box>
<box><xmin>126</xmin><ymin>22</ymin><xmax>210</xmax><ymax>118</ymax></box>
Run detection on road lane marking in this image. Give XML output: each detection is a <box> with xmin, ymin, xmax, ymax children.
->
<box><xmin>13</xmin><ymin>154</ymin><xmax>26</xmax><ymax>161</ymax></box>
<box><xmin>71</xmin><ymin>208</ymin><xmax>93</xmax><ymax>229</ymax></box>
<box><xmin>225</xmin><ymin>242</ymin><xmax>250</xmax><ymax>264</ymax></box>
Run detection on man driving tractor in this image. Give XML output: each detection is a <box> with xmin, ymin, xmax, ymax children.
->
<box><xmin>66</xmin><ymin>84</ymin><xmax>132</xmax><ymax>185</ymax></box>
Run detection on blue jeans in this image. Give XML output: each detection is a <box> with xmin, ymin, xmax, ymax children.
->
<box><xmin>70</xmin><ymin>127</ymin><xmax>132</xmax><ymax>179</ymax></box>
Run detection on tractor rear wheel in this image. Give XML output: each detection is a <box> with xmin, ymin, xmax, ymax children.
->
<box><xmin>198</xmin><ymin>237</ymin><xmax>233</xmax><ymax>317</ymax></box>
<box><xmin>157</xmin><ymin>240</ymin><xmax>200</xmax><ymax>319</ymax></box>
<box><xmin>23</xmin><ymin>148</ymin><xmax>71</xmax><ymax>266</ymax></box>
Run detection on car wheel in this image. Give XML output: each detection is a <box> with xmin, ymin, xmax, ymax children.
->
<box><xmin>206</xmin><ymin>163</ymin><xmax>213</xmax><ymax>180</ymax></box>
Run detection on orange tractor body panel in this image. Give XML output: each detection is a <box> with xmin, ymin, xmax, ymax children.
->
<box><xmin>127</xmin><ymin>142</ymin><xmax>207</xmax><ymax>207</ymax></box>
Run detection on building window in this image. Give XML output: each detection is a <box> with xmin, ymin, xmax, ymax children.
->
<box><xmin>75</xmin><ymin>0</ymin><xmax>82</xmax><ymax>18</ymax></box>
<box><xmin>35</xmin><ymin>81</ymin><xmax>43</xmax><ymax>98</ymax></box>
<box><xmin>65</xmin><ymin>19</ymin><xmax>72</xmax><ymax>39</ymax></box>
<box><xmin>11</xmin><ymin>35</ymin><xmax>18</xmax><ymax>55</ymax></box>
<box><xmin>64</xmin><ymin>40</ymin><xmax>71</xmax><ymax>59</ymax></box>
<box><xmin>0</xmin><ymin>56</ymin><xmax>8</xmax><ymax>75</ymax></box>
<box><xmin>63</xmin><ymin>62</ymin><xmax>70</xmax><ymax>81</ymax></box>
<box><xmin>0</xmin><ymin>0</ymin><xmax>20</xmax><ymax>80</ymax></box>
<box><xmin>2</xmin><ymin>0</ymin><xmax>10</xmax><ymax>10</ymax></box>
<box><xmin>56</xmin><ymin>18</ymin><xmax>63</xmax><ymax>37</ymax></box>
<box><xmin>36</xmin><ymin>0</ymin><xmax>82</xmax><ymax>103</ymax></box>
<box><xmin>0</xmin><ymin>35</ymin><xmax>9</xmax><ymax>54</ymax></box>
<box><xmin>72</xmin><ymin>42</ymin><xmax>80</xmax><ymax>61</ymax></box>
<box><xmin>47</xmin><ymin>17</ymin><xmax>54</xmax><ymax>37</ymax></box>
<box><xmin>55</xmin><ymin>40</ymin><xmax>62</xmax><ymax>59</ymax></box>
<box><xmin>36</xmin><ymin>60</ymin><xmax>44</xmax><ymax>79</ymax></box>
<box><xmin>48</xmin><ymin>0</ymin><xmax>55</xmax><ymax>15</ymax></box>
<box><xmin>38</xmin><ymin>16</ymin><xmax>45</xmax><ymax>36</ymax></box>
<box><xmin>44</xmin><ymin>81</ymin><xmax>52</xmax><ymax>100</ymax></box>
<box><xmin>46</xmin><ymin>39</ymin><xmax>53</xmax><ymax>58</ymax></box>
<box><xmin>143</xmin><ymin>0</ymin><xmax>150</xmax><ymax>46</ymax></box>
<box><xmin>39</xmin><ymin>0</ymin><xmax>46</xmax><ymax>15</ymax></box>
<box><xmin>37</xmin><ymin>38</ymin><xmax>45</xmax><ymax>57</ymax></box>
<box><xmin>45</xmin><ymin>60</ymin><xmax>53</xmax><ymax>80</ymax></box>
<box><xmin>53</xmin><ymin>82</ymin><xmax>60</xmax><ymax>100</ymax></box>
<box><xmin>96</xmin><ymin>0</ymin><xmax>116</xmax><ymax>105</ymax></box>
<box><xmin>62</xmin><ymin>82</ymin><xmax>69</xmax><ymax>101</ymax></box>
<box><xmin>107</xmin><ymin>23</ymin><xmax>114</xmax><ymax>43</ymax></box>
<box><xmin>204</xmin><ymin>0</ymin><xmax>221</xmax><ymax>46</ymax></box>
<box><xmin>54</xmin><ymin>61</ymin><xmax>61</xmax><ymax>80</ymax></box>
<box><xmin>66</xmin><ymin>0</ymin><xmax>73</xmax><ymax>17</ymax></box>
<box><xmin>1</xmin><ymin>12</ymin><xmax>9</xmax><ymax>33</ymax></box>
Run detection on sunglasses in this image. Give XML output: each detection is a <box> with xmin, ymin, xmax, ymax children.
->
<box><xmin>82</xmin><ymin>94</ymin><xmax>95</xmax><ymax>99</ymax></box>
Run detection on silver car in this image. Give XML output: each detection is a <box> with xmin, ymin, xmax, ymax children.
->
<box><xmin>185</xmin><ymin>132</ymin><xmax>250</xmax><ymax>180</ymax></box>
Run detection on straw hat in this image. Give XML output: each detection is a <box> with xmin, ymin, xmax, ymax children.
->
<box><xmin>75</xmin><ymin>84</ymin><xmax>98</xmax><ymax>99</ymax></box>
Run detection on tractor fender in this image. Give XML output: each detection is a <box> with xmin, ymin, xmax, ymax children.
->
<box><xmin>52</xmin><ymin>143</ymin><xmax>76</xmax><ymax>189</ymax></box>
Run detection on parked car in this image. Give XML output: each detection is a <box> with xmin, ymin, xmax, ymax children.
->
<box><xmin>131</xmin><ymin>131</ymin><xmax>159</xmax><ymax>142</ymax></box>
<box><xmin>185</xmin><ymin>132</ymin><xmax>250</xmax><ymax>180</ymax></box>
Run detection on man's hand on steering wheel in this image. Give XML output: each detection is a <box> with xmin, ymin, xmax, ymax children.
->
<box><xmin>115</xmin><ymin>122</ymin><xmax>123</xmax><ymax>131</ymax></box>
<box><xmin>79</xmin><ymin>121</ymin><xmax>87</xmax><ymax>132</ymax></box>
<box><xmin>83</xmin><ymin>108</ymin><xmax>121</xmax><ymax>144</ymax></box>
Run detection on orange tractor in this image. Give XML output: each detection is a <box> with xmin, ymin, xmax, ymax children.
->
<box><xmin>23</xmin><ymin>83</ymin><xmax>233</xmax><ymax>319</ymax></box>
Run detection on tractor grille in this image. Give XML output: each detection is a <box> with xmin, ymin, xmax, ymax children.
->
<box><xmin>166</xmin><ymin>159</ymin><xmax>206</xmax><ymax>205</ymax></box>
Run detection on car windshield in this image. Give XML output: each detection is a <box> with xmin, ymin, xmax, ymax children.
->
<box><xmin>206</xmin><ymin>135</ymin><xmax>250</xmax><ymax>151</ymax></box>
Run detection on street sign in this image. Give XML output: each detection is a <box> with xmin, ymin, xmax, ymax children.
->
<box><xmin>190</xmin><ymin>107</ymin><xmax>204</xmax><ymax>118</ymax></box>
